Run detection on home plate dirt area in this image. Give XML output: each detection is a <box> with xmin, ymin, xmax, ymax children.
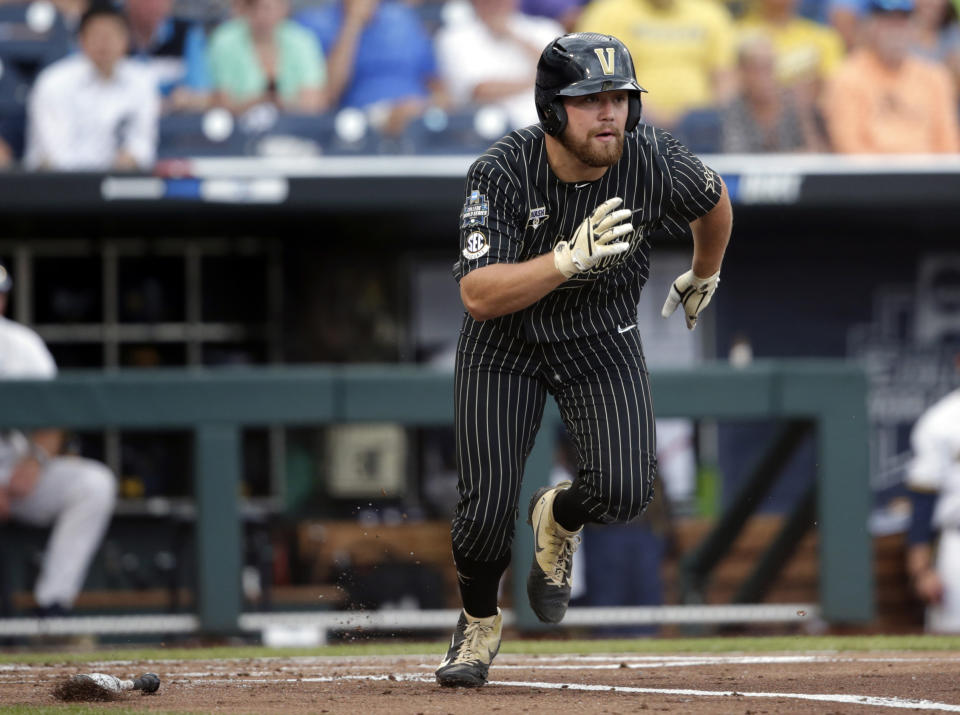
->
<box><xmin>4</xmin><ymin>651</ymin><xmax>960</xmax><ymax>713</ymax></box>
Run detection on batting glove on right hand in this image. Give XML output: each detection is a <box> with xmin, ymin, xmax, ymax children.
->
<box><xmin>554</xmin><ymin>197</ymin><xmax>633</xmax><ymax>278</ymax></box>
<box><xmin>661</xmin><ymin>269</ymin><xmax>720</xmax><ymax>330</ymax></box>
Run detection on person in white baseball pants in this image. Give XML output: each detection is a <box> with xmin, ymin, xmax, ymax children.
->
<box><xmin>0</xmin><ymin>263</ymin><xmax>116</xmax><ymax>615</ymax></box>
<box><xmin>906</xmin><ymin>351</ymin><xmax>960</xmax><ymax>633</ymax></box>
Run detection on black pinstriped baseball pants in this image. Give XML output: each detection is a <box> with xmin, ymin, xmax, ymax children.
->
<box><xmin>451</xmin><ymin>324</ymin><xmax>658</xmax><ymax>564</ymax></box>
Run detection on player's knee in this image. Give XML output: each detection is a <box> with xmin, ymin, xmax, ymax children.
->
<box><xmin>594</xmin><ymin>453</ymin><xmax>657</xmax><ymax>523</ymax></box>
<box><xmin>75</xmin><ymin>460</ymin><xmax>117</xmax><ymax>511</ymax></box>
<box><xmin>621</xmin><ymin>474</ymin><xmax>656</xmax><ymax>522</ymax></box>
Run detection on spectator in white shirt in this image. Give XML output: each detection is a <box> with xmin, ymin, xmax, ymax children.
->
<box><xmin>435</xmin><ymin>0</ymin><xmax>563</xmax><ymax>129</ymax></box>
<box><xmin>25</xmin><ymin>1</ymin><xmax>160</xmax><ymax>171</ymax></box>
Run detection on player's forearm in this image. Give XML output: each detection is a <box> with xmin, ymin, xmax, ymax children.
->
<box><xmin>908</xmin><ymin>541</ymin><xmax>944</xmax><ymax>604</ymax></box>
<box><xmin>8</xmin><ymin>430</ymin><xmax>62</xmax><ymax>499</ymax></box>
<box><xmin>325</xmin><ymin>21</ymin><xmax>364</xmax><ymax>106</ymax></box>
<box><xmin>690</xmin><ymin>180</ymin><xmax>732</xmax><ymax>278</ymax></box>
<box><xmin>460</xmin><ymin>253</ymin><xmax>566</xmax><ymax>321</ymax></box>
<box><xmin>907</xmin><ymin>542</ymin><xmax>935</xmax><ymax>578</ymax></box>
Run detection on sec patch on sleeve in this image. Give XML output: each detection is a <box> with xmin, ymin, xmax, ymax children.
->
<box><xmin>462</xmin><ymin>230</ymin><xmax>490</xmax><ymax>260</ymax></box>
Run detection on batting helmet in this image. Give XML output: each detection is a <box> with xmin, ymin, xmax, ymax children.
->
<box><xmin>535</xmin><ymin>33</ymin><xmax>647</xmax><ymax>137</ymax></box>
<box><xmin>0</xmin><ymin>263</ymin><xmax>11</xmax><ymax>293</ymax></box>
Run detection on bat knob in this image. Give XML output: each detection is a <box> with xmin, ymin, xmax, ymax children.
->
<box><xmin>133</xmin><ymin>673</ymin><xmax>160</xmax><ymax>693</ymax></box>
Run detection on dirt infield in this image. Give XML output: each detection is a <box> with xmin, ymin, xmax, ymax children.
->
<box><xmin>3</xmin><ymin>651</ymin><xmax>960</xmax><ymax>713</ymax></box>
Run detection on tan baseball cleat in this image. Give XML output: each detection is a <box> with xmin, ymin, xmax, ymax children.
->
<box><xmin>435</xmin><ymin>608</ymin><xmax>503</xmax><ymax>687</ymax></box>
<box><xmin>526</xmin><ymin>481</ymin><xmax>582</xmax><ymax>623</ymax></box>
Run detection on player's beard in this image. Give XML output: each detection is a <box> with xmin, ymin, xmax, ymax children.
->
<box><xmin>560</xmin><ymin>127</ymin><xmax>624</xmax><ymax>167</ymax></box>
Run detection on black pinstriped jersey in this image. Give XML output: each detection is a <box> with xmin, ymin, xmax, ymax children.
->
<box><xmin>454</xmin><ymin>122</ymin><xmax>723</xmax><ymax>344</ymax></box>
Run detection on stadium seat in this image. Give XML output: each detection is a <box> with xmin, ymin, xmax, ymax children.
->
<box><xmin>250</xmin><ymin>110</ymin><xmax>381</xmax><ymax>156</ymax></box>
<box><xmin>0</xmin><ymin>2</ymin><xmax>71</xmax><ymax>80</ymax></box>
<box><xmin>671</xmin><ymin>108</ymin><xmax>723</xmax><ymax>154</ymax></box>
<box><xmin>399</xmin><ymin>107</ymin><xmax>494</xmax><ymax>155</ymax></box>
<box><xmin>158</xmin><ymin>112</ymin><xmax>250</xmax><ymax>158</ymax></box>
<box><xmin>158</xmin><ymin>110</ymin><xmax>382</xmax><ymax>158</ymax></box>
<box><xmin>244</xmin><ymin>112</ymin><xmax>329</xmax><ymax>157</ymax></box>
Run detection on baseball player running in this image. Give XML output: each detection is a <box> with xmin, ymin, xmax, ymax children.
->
<box><xmin>436</xmin><ymin>33</ymin><xmax>732</xmax><ymax>687</ymax></box>
<box><xmin>0</xmin><ymin>263</ymin><xmax>116</xmax><ymax>616</ymax></box>
<box><xmin>905</xmin><ymin>350</ymin><xmax>960</xmax><ymax>632</ymax></box>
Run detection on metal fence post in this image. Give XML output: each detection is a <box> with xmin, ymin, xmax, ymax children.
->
<box><xmin>817</xmin><ymin>393</ymin><xmax>873</xmax><ymax>622</ymax></box>
<box><xmin>779</xmin><ymin>363</ymin><xmax>873</xmax><ymax>623</ymax></box>
<box><xmin>195</xmin><ymin>422</ymin><xmax>243</xmax><ymax>635</ymax></box>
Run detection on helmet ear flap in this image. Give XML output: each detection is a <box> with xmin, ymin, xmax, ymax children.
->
<box><xmin>626</xmin><ymin>93</ymin><xmax>642</xmax><ymax>132</ymax></box>
<box><xmin>543</xmin><ymin>98</ymin><xmax>567</xmax><ymax>136</ymax></box>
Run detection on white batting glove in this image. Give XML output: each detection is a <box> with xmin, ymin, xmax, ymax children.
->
<box><xmin>661</xmin><ymin>269</ymin><xmax>720</xmax><ymax>330</ymax></box>
<box><xmin>554</xmin><ymin>197</ymin><xmax>633</xmax><ymax>279</ymax></box>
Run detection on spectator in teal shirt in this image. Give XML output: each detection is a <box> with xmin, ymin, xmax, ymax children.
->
<box><xmin>208</xmin><ymin>0</ymin><xmax>327</xmax><ymax>114</ymax></box>
<box><xmin>295</xmin><ymin>0</ymin><xmax>446</xmax><ymax>134</ymax></box>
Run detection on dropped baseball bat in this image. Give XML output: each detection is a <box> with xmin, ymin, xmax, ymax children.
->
<box><xmin>73</xmin><ymin>672</ymin><xmax>161</xmax><ymax>693</ymax></box>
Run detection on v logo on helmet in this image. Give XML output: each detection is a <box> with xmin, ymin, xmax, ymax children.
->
<box><xmin>594</xmin><ymin>47</ymin><xmax>616</xmax><ymax>75</ymax></box>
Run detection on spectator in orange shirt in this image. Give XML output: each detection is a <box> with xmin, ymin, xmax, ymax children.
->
<box><xmin>821</xmin><ymin>0</ymin><xmax>959</xmax><ymax>153</ymax></box>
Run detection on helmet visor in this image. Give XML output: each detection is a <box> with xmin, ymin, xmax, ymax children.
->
<box><xmin>556</xmin><ymin>77</ymin><xmax>647</xmax><ymax>97</ymax></box>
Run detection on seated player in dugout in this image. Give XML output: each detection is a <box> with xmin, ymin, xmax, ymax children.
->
<box><xmin>436</xmin><ymin>32</ymin><xmax>733</xmax><ymax>687</ymax></box>
<box><xmin>0</xmin><ymin>263</ymin><xmax>117</xmax><ymax>617</ymax></box>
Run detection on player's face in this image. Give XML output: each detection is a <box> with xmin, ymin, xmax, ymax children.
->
<box><xmin>559</xmin><ymin>91</ymin><xmax>628</xmax><ymax>168</ymax></box>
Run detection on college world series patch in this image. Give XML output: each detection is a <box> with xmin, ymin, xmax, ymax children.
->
<box><xmin>460</xmin><ymin>190</ymin><xmax>489</xmax><ymax>229</ymax></box>
<box><xmin>462</xmin><ymin>230</ymin><xmax>490</xmax><ymax>260</ymax></box>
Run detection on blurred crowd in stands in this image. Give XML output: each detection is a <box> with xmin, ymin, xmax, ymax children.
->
<box><xmin>0</xmin><ymin>0</ymin><xmax>958</xmax><ymax>169</ymax></box>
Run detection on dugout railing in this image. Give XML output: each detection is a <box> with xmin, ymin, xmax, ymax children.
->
<box><xmin>0</xmin><ymin>361</ymin><xmax>870</xmax><ymax>636</ymax></box>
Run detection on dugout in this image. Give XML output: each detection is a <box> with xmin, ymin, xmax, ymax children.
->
<box><xmin>0</xmin><ymin>154</ymin><xmax>958</xmax><ymax>635</ymax></box>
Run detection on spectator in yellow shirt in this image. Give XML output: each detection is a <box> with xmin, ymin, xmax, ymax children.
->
<box><xmin>576</xmin><ymin>0</ymin><xmax>737</xmax><ymax>127</ymax></box>
<box><xmin>821</xmin><ymin>0</ymin><xmax>959</xmax><ymax>152</ymax></box>
<box><xmin>738</xmin><ymin>0</ymin><xmax>845</xmax><ymax>105</ymax></box>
